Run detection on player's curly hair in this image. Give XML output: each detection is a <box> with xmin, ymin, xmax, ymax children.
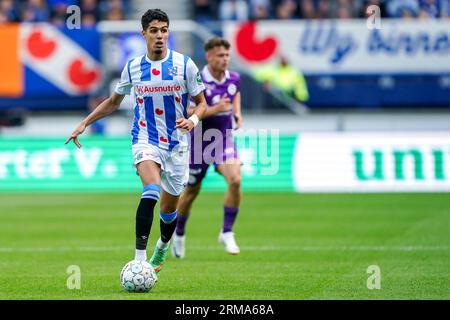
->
<box><xmin>204</xmin><ymin>37</ymin><xmax>231</xmax><ymax>52</ymax></box>
<box><xmin>141</xmin><ymin>9</ymin><xmax>169</xmax><ymax>30</ymax></box>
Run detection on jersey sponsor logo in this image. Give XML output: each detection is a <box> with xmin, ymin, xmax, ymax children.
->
<box><xmin>135</xmin><ymin>84</ymin><xmax>182</xmax><ymax>95</ymax></box>
<box><xmin>212</xmin><ymin>95</ymin><xmax>221</xmax><ymax>104</ymax></box>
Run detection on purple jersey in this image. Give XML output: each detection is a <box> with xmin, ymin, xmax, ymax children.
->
<box><xmin>198</xmin><ymin>66</ymin><xmax>240</xmax><ymax>133</ymax></box>
<box><xmin>188</xmin><ymin>66</ymin><xmax>241</xmax><ymax>185</ymax></box>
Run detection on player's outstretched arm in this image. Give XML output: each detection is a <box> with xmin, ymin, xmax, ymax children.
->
<box><xmin>175</xmin><ymin>92</ymin><xmax>207</xmax><ymax>131</ymax></box>
<box><xmin>65</xmin><ymin>92</ymin><xmax>125</xmax><ymax>148</ymax></box>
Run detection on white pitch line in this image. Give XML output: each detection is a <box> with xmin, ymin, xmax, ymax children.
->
<box><xmin>0</xmin><ymin>245</ymin><xmax>449</xmax><ymax>253</ymax></box>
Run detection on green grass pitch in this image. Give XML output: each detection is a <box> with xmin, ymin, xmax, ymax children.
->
<box><xmin>0</xmin><ymin>193</ymin><xmax>449</xmax><ymax>299</ymax></box>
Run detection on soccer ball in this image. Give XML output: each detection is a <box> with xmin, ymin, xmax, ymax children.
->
<box><xmin>120</xmin><ymin>260</ymin><xmax>158</xmax><ymax>293</ymax></box>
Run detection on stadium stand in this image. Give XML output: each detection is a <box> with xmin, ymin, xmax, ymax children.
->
<box><xmin>1</xmin><ymin>0</ymin><xmax>450</xmax><ymax>115</ymax></box>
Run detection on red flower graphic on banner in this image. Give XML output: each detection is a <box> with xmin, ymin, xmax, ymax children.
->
<box><xmin>235</xmin><ymin>21</ymin><xmax>277</xmax><ymax>62</ymax></box>
<box><xmin>68</xmin><ymin>58</ymin><xmax>99</xmax><ymax>90</ymax></box>
<box><xmin>27</xmin><ymin>30</ymin><xmax>56</xmax><ymax>59</ymax></box>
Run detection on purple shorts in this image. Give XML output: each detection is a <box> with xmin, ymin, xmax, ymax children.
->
<box><xmin>188</xmin><ymin>132</ymin><xmax>239</xmax><ymax>186</ymax></box>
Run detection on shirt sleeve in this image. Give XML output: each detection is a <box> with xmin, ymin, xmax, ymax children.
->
<box><xmin>234</xmin><ymin>72</ymin><xmax>241</xmax><ymax>93</ymax></box>
<box><xmin>185</xmin><ymin>58</ymin><xmax>205</xmax><ymax>97</ymax></box>
<box><xmin>114</xmin><ymin>61</ymin><xmax>133</xmax><ymax>95</ymax></box>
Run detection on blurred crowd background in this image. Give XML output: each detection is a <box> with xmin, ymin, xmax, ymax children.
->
<box><xmin>1</xmin><ymin>0</ymin><xmax>449</xmax><ymax>25</ymax></box>
<box><xmin>0</xmin><ymin>0</ymin><xmax>129</xmax><ymax>24</ymax></box>
<box><xmin>195</xmin><ymin>0</ymin><xmax>450</xmax><ymax>21</ymax></box>
<box><xmin>1</xmin><ymin>0</ymin><xmax>450</xmax><ymax>121</ymax></box>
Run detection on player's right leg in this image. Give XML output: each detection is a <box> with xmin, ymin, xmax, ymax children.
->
<box><xmin>172</xmin><ymin>183</ymin><xmax>202</xmax><ymax>258</ymax></box>
<box><xmin>149</xmin><ymin>147</ymin><xmax>192</xmax><ymax>272</ymax></box>
<box><xmin>134</xmin><ymin>160</ymin><xmax>161</xmax><ymax>262</ymax></box>
<box><xmin>148</xmin><ymin>188</ymin><xmax>180</xmax><ymax>273</ymax></box>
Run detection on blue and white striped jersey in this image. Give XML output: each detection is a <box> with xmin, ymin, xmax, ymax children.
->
<box><xmin>115</xmin><ymin>49</ymin><xmax>205</xmax><ymax>151</ymax></box>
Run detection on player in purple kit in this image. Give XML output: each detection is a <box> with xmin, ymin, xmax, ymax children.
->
<box><xmin>172</xmin><ymin>37</ymin><xmax>243</xmax><ymax>258</ymax></box>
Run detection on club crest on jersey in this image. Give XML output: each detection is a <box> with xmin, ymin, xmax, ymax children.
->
<box><xmin>168</xmin><ymin>66</ymin><xmax>179</xmax><ymax>77</ymax></box>
<box><xmin>227</xmin><ymin>84</ymin><xmax>237</xmax><ymax>96</ymax></box>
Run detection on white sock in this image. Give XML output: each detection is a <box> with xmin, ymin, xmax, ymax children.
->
<box><xmin>135</xmin><ymin>249</ymin><xmax>147</xmax><ymax>261</ymax></box>
<box><xmin>156</xmin><ymin>238</ymin><xmax>169</xmax><ymax>250</ymax></box>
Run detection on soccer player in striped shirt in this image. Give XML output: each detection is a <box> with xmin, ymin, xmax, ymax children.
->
<box><xmin>66</xmin><ymin>9</ymin><xmax>207</xmax><ymax>273</ymax></box>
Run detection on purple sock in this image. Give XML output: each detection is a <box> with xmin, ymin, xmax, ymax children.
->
<box><xmin>223</xmin><ymin>207</ymin><xmax>239</xmax><ymax>233</ymax></box>
<box><xmin>176</xmin><ymin>214</ymin><xmax>189</xmax><ymax>236</ymax></box>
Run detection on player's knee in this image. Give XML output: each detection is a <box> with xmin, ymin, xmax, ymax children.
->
<box><xmin>182</xmin><ymin>186</ymin><xmax>200</xmax><ymax>203</ymax></box>
<box><xmin>160</xmin><ymin>202</ymin><xmax>177</xmax><ymax>213</ymax></box>
<box><xmin>188</xmin><ymin>186</ymin><xmax>201</xmax><ymax>200</ymax></box>
<box><xmin>228</xmin><ymin>175</ymin><xmax>241</xmax><ymax>190</ymax></box>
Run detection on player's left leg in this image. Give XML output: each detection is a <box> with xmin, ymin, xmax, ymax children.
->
<box><xmin>216</xmin><ymin>158</ymin><xmax>242</xmax><ymax>255</ymax></box>
<box><xmin>172</xmin><ymin>183</ymin><xmax>202</xmax><ymax>259</ymax></box>
<box><xmin>172</xmin><ymin>163</ymin><xmax>209</xmax><ymax>259</ymax></box>
<box><xmin>149</xmin><ymin>149</ymin><xmax>188</xmax><ymax>273</ymax></box>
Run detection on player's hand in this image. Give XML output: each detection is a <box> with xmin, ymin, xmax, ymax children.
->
<box><xmin>175</xmin><ymin>118</ymin><xmax>194</xmax><ymax>132</ymax></box>
<box><xmin>234</xmin><ymin>113</ymin><xmax>243</xmax><ymax>130</ymax></box>
<box><xmin>65</xmin><ymin>122</ymin><xmax>86</xmax><ymax>148</ymax></box>
<box><xmin>216</xmin><ymin>97</ymin><xmax>232</xmax><ymax>113</ymax></box>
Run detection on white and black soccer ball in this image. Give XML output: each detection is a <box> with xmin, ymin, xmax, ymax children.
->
<box><xmin>120</xmin><ymin>260</ymin><xmax>158</xmax><ymax>293</ymax></box>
